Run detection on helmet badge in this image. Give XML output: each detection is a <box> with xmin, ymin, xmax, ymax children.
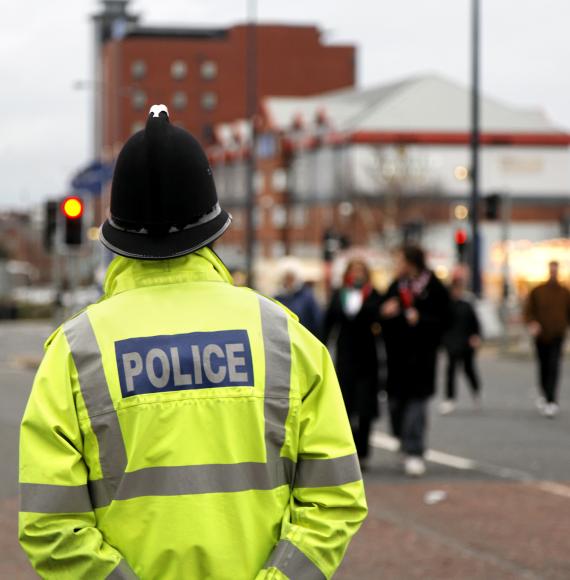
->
<box><xmin>149</xmin><ymin>104</ymin><xmax>169</xmax><ymax>118</ymax></box>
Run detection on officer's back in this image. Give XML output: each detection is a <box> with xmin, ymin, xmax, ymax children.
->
<box><xmin>19</xmin><ymin>105</ymin><xmax>367</xmax><ymax>580</ymax></box>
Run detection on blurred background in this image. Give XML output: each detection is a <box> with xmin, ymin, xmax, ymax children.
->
<box><xmin>1</xmin><ymin>1</ymin><xmax>569</xmax><ymax>578</ymax></box>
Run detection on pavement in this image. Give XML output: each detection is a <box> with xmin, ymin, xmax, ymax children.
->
<box><xmin>336</xmin><ymin>350</ymin><xmax>570</xmax><ymax>579</ymax></box>
<box><xmin>1</xmin><ymin>321</ymin><xmax>569</xmax><ymax>578</ymax></box>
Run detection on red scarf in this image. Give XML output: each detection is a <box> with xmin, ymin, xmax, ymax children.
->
<box><xmin>398</xmin><ymin>270</ymin><xmax>431</xmax><ymax>308</ymax></box>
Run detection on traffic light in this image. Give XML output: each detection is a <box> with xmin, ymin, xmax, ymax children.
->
<box><xmin>322</xmin><ymin>230</ymin><xmax>350</xmax><ymax>262</ymax></box>
<box><xmin>455</xmin><ymin>228</ymin><xmax>468</xmax><ymax>262</ymax></box>
<box><xmin>61</xmin><ymin>196</ymin><xmax>84</xmax><ymax>246</ymax></box>
<box><xmin>43</xmin><ymin>200</ymin><xmax>58</xmax><ymax>252</ymax></box>
<box><xmin>484</xmin><ymin>193</ymin><xmax>502</xmax><ymax>220</ymax></box>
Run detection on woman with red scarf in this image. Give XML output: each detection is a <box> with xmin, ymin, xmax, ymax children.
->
<box><xmin>380</xmin><ymin>246</ymin><xmax>450</xmax><ymax>477</ymax></box>
<box><xmin>322</xmin><ymin>259</ymin><xmax>382</xmax><ymax>468</ymax></box>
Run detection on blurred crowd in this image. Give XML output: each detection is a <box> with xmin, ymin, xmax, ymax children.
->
<box><xmin>272</xmin><ymin>247</ymin><xmax>570</xmax><ymax>477</ymax></box>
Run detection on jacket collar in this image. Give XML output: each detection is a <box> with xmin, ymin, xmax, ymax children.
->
<box><xmin>103</xmin><ymin>247</ymin><xmax>234</xmax><ymax>298</ymax></box>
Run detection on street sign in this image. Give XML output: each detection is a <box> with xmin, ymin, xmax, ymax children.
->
<box><xmin>71</xmin><ymin>160</ymin><xmax>113</xmax><ymax>197</ymax></box>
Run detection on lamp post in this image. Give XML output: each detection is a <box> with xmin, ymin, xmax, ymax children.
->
<box><xmin>244</xmin><ymin>0</ymin><xmax>258</xmax><ymax>287</ymax></box>
<box><xmin>470</xmin><ymin>0</ymin><xmax>482</xmax><ymax>296</ymax></box>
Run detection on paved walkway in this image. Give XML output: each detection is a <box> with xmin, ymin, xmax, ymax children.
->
<box><xmin>3</xmin><ymin>322</ymin><xmax>570</xmax><ymax>578</ymax></box>
<box><xmin>337</xmin><ymin>477</ymin><xmax>570</xmax><ymax>579</ymax></box>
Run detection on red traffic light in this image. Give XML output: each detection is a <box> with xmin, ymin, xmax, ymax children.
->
<box><xmin>455</xmin><ymin>228</ymin><xmax>468</xmax><ymax>245</ymax></box>
<box><xmin>61</xmin><ymin>196</ymin><xmax>84</xmax><ymax>219</ymax></box>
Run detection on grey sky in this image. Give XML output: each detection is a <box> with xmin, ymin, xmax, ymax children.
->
<box><xmin>1</xmin><ymin>0</ymin><xmax>569</xmax><ymax>209</ymax></box>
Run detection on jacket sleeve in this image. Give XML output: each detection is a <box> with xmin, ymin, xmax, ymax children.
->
<box><xmin>378</xmin><ymin>281</ymin><xmax>403</xmax><ymax>329</ymax></box>
<box><xmin>524</xmin><ymin>289</ymin><xmax>537</xmax><ymax>323</ymax></box>
<box><xmin>258</xmin><ymin>332</ymin><xmax>368</xmax><ymax>580</ymax></box>
<box><xmin>19</xmin><ymin>329</ymin><xmax>134</xmax><ymax>580</ymax></box>
<box><xmin>417</xmin><ymin>277</ymin><xmax>451</xmax><ymax>334</ymax></box>
<box><xmin>468</xmin><ymin>302</ymin><xmax>482</xmax><ymax>338</ymax></box>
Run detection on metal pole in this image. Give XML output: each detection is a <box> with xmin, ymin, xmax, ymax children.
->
<box><xmin>500</xmin><ymin>193</ymin><xmax>512</xmax><ymax>350</ymax></box>
<box><xmin>244</xmin><ymin>0</ymin><xmax>258</xmax><ymax>287</ymax></box>
<box><xmin>470</xmin><ymin>0</ymin><xmax>482</xmax><ymax>296</ymax></box>
<box><xmin>93</xmin><ymin>19</ymin><xmax>102</xmax><ymax>158</ymax></box>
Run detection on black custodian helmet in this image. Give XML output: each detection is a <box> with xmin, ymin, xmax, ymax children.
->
<box><xmin>100</xmin><ymin>104</ymin><xmax>231</xmax><ymax>260</ymax></box>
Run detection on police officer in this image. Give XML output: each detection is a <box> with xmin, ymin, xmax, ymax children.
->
<box><xmin>19</xmin><ymin>105</ymin><xmax>367</xmax><ymax>579</ymax></box>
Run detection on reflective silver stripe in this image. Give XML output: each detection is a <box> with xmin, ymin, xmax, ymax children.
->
<box><xmin>65</xmin><ymin>303</ymin><xmax>293</xmax><ymax>508</ymax></box>
<box><xmin>20</xmin><ymin>483</ymin><xmax>93</xmax><ymax>513</ymax></box>
<box><xmin>295</xmin><ymin>454</ymin><xmax>362</xmax><ymax>488</ymax></box>
<box><xmin>265</xmin><ymin>540</ymin><xmax>325</xmax><ymax>580</ymax></box>
<box><xmin>64</xmin><ymin>312</ymin><xmax>128</xmax><ymax>500</ymax></box>
<box><xmin>88</xmin><ymin>460</ymin><xmax>294</xmax><ymax>508</ymax></box>
<box><xmin>107</xmin><ymin>559</ymin><xmax>137</xmax><ymax>579</ymax></box>
<box><xmin>258</xmin><ymin>296</ymin><xmax>292</xmax><ymax>466</ymax></box>
<box><xmin>88</xmin><ymin>479</ymin><xmax>113</xmax><ymax>510</ymax></box>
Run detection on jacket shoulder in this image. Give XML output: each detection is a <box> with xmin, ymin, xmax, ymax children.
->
<box><xmin>252</xmin><ymin>290</ymin><xmax>299</xmax><ymax>322</ymax></box>
<box><xmin>44</xmin><ymin>326</ymin><xmax>63</xmax><ymax>351</ymax></box>
<box><xmin>429</xmin><ymin>272</ymin><xmax>447</xmax><ymax>290</ymax></box>
<box><xmin>43</xmin><ymin>306</ymin><xmax>91</xmax><ymax>350</ymax></box>
<box><xmin>385</xmin><ymin>280</ymin><xmax>399</xmax><ymax>295</ymax></box>
<box><xmin>530</xmin><ymin>283</ymin><xmax>546</xmax><ymax>296</ymax></box>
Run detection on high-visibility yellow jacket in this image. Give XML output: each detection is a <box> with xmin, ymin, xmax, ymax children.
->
<box><xmin>19</xmin><ymin>248</ymin><xmax>367</xmax><ymax>580</ymax></box>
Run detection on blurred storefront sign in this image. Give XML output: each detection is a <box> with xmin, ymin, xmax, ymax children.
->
<box><xmin>490</xmin><ymin>238</ymin><xmax>570</xmax><ymax>292</ymax></box>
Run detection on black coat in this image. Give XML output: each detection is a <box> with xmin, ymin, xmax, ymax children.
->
<box><xmin>322</xmin><ymin>288</ymin><xmax>382</xmax><ymax>419</ymax></box>
<box><xmin>443</xmin><ymin>298</ymin><xmax>481</xmax><ymax>356</ymax></box>
<box><xmin>381</xmin><ymin>272</ymin><xmax>450</xmax><ymax>399</ymax></box>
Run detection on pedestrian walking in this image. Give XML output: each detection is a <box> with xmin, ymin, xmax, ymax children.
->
<box><xmin>380</xmin><ymin>245</ymin><xmax>450</xmax><ymax>477</ymax></box>
<box><xmin>19</xmin><ymin>105</ymin><xmax>367</xmax><ymax>579</ymax></box>
<box><xmin>275</xmin><ymin>256</ymin><xmax>322</xmax><ymax>337</ymax></box>
<box><xmin>524</xmin><ymin>260</ymin><xmax>570</xmax><ymax>418</ymax></box>
<box><xmin>440</xmin><ymin>278</ymin><xmax>483</xmax><ymax>415</ymax></box>
<box><xmin>322</xmin><ymin>259</ymin><xmax>382</xmax><ymax>469</ymax></box>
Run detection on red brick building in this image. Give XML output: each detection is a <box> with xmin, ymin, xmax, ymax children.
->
<box><xmin>95</xmin><ymin>1</ymin><xmax>355</xmax><ymax>152</ymax></box>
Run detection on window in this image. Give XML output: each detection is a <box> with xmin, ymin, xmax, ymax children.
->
<box><xmin>171</xmin><ymin>60</ymin><xmax>187</xmax><ymax>80</ymax></box>
<box><xmin>131</xmin><ymin>90</ymin><xmax>147</xmax><ymax>111</ymax></box>
<box><xmin>291</xmin><ymin>206</ymin><xmax>307</xmax><ymax>228</ymax></box>
<box><xmin>172</xmin><ymin>91</ymin><xmax>188</xmax><ymax>111</ymax></box>
<box><xmin>201</xmin><ymin>92</ymin><xmax>218</xmax><ymax>111</ymax></box>
<box><xmin>272</xmin><ymin>242</ymin><xmax>286</xmax><ymax>258</ymax></box>
<box><xmin>254</xmin><ymin>171</ymin><xmax>264</xmax><ymax>195</ymax></box>
<box><xmin>131</xmin><ymin>60</ymin><xmax>146</xmax><ymax>80</ymax></box>
<box><xmin>271</xmin><ymin>169</ymin><xmax>287</xmax><ymax>192</ymax></box>
<box><xmin>252</xmin><ymin>207</ymin><xmax>262</xmax><ymax>229</ymax></box>
<box><xmin>200</xmin><ymin>60</ymin><xmax>218</xmax><ymax>80</ymax></box>
<box><xmin>272</xmin><ymin>206</ymin><xmax>287</xmax><ymax>229</ymax></box>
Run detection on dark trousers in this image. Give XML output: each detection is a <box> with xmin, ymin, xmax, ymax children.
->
<box><xmin>351</xmin><ymin>415</ymin><xmax>373</xmax><ymax>460</ymax></box>
<box><xmin>388</xmin><ymin>397</ymin><xmax>428</xmax><ymax>457</ymax></box>
<box><xmin>535</xmin><ymin>338</ymin><xmax>563</xmax><ymax>404</ymax></box>
<box><xmin>341</xmin><ymin>373</ymin><xmax>378</xmax><ymax>461</ymax></box>
<box><xmin>446</xmin><ymin>350</ymin><xmax>480</xmax><ymax>400</ymax></box>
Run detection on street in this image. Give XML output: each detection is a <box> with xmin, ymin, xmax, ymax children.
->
<box><xmin>2</xmin><ymin>321</ymin><xmax>569</xmax><ymax>579</ymax></box>
<box><xmin>340</xmin><ymin>350</ymin><xmax>570</xmax><ymax>579</ymax></box>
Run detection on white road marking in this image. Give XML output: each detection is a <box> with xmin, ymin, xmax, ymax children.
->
<box><xmin>370</xmin><ymin>430</ymin><xmax>570</xmax><ymax>499</ymax></box>
<box><xmin>425</xmin><ymin>450</ymin><xmax>476</xmax><ymax>470</ymax></box>
<box><xmin>370</xmin><ymin>431</ymin><xmax>399</xmax><ymax>452</ymax></box>
<box><xmin>371</xmin><ymin>431</ymin><xmax>475</xmax><ymax>469</ymax></box>
<box><xmin>533</xmin><ymin>481</ymin><xmax>570</xmax><ymax>499</ymax></box>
